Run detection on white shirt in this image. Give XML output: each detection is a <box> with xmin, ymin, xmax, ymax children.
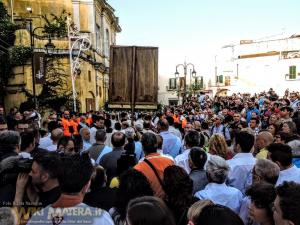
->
<box><xmin>46</xmin><ymin>144</ymin><xmax>57</xmax><ymax>152</ymax></box>
<box><xmin>276</xmin><ymin>165</ymin><xmax>300</xmax><ymax>186</ymax></box>
<box><xmin>204</xmin><ymin>152</ymin><xmax>211</xmax><ymax>169</ymax></box>
<box><xmin>27</xmin><ymin>203</ymin><xmax>114</xmax><ymax>225</ymax></box>
<box><xmin>105</xmin><ymin>132</ymin><xmax>113</xmax><ymax>147</ymax></box>
<box><xmin>90</xmin><ymin>127</ymin><xmax>97</xmax><ymax>144</ymax></box>
<box><xmin>227</xmin><ymin>153</ymin><xmax>256</xmax><ymax>194</ymax></box>
<box><xmin>195</xmin><ymin>182</ymin><xmax>243</xmax><ymax>214</ymax></box>
<box><xmin>83</xmin><ymin>140</ymin><xmax>92</xmax><ymax>152</ymax></box>
<box><xmin>39</xmin><ymin>133</ymin><xmax>52</xmax><ymax>149</ymax></box>
<box><xmin>175</xmin><ymin>149</ymin><xmax>191</xmax><ymax>174</ymax></box>
<box><xmin>19</xmin><ymin>152</ymin><xmax>32</xmax><ymax>159</ymax></box>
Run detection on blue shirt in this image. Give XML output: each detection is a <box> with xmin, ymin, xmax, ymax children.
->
<box><xmin>95</xmin><ymin>146</ymin><xmax>113</xmax><ymax>165</ymax></box>
<box><xmin>160</xmin><ymin>131</ymin><xmax>182</xmax><ymax>158</ymax></box>
<box><xmin>276</xmin><ymin>165</ymin><xmax>300</xmax><ymax>186</ymax></box>
<box><xmin>83</xmin><ymin>140</ymin><xmax>92</xmax><ymax>152</ymax></box>
<box><xmin>246</xmin><ymin>108</ymin><xmax>260</xmax><ymax>123</ymax></box>
<box><xmin>134</xmin><ymin>141</ymin><xmax>144</xmax><ymax>161</ymax></box>
<box><xmin>27</xmin><ymin>203</ymin><xmax>114</xmax><ymax>225</ymax></box>
<box><xmin>210</xmin><ymin>124</ymin><xmax>231</xmax><ymax>141</ymax></box>
<box><xmin>227</xmin><ymin>153</ymin><xmax>256</xmax><ymax>195</ymax></box>
<box><xmin>293</xmin><ymin>158</ymin><xmax>300</xmax><ymax>168</ymax></box>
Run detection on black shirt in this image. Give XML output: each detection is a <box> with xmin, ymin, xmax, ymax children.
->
<box><xmin>84</xmin><ymin>187</ymin><xmax>117</xmax><ymax>211</ymax></box>
<box><xmin>39</xmin><ymin>186</ymin><xmax>61</xmax><ymax>208</ymax></box>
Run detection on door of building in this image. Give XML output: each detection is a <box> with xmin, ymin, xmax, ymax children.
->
<box><xmin>86</xmin><ymin>98</ymin><xmax>95</xmax><ymax>112</ymax></box>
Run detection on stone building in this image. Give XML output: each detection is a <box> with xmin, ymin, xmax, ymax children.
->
<box><xmin>211</xmin><ymin>34</ymin><xmax>300</xmax><ymax>96</ymax></box>
<box><xmin>3</xmin><ymin>0</ymin><xmax>121</xmax><ymax>112</ymax></box>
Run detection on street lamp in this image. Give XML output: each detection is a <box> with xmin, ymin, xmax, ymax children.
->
<box><xmin>67</xmin><ymin>17</ymin><xmax>91</xmax><ymax>112</ymax></box>
<box><xmin>174</xmin><ymin>61</ymin><xmax>196</xmax><ymax>104</ymax></box>
<box><xmin>27</xmin><ymin>7</ymin><xmax>55</xmax><ymax>109</ymax></box>
<box><xmin>44</xmin><ymin>34</ymin><xmax>55</xmax><ymax>55</ymax></box>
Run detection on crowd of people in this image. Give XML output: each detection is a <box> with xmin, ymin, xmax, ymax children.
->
<box><xmin>0</xmin><ymin>88</ymin><xmax>300</xmax><ymax>225</ymax></box>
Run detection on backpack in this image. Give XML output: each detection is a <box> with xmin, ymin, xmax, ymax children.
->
<box><xmin>210</xmin><ymin>125</ymin><xmax>231</xmax><ymax>146</ymax></box>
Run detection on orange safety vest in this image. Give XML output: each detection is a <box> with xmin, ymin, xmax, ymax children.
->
<box><xmin>173</xmin><ymin>115</ymin><xmax>180</xmax><ymax>124</ymax></box>
<box><xmin>61</xmin><ymin>118</ymin><xmax>71</xmax><ymax>137</ymax></box>
<box><xmin>70</xmin><ymin>120</ymin><xmax>79</xmax><ymax>135</ymax></box>
<box><xmin>86</xmin><ymin>117</ymin><xmax>93</xmax><ymax>126</ymax></box>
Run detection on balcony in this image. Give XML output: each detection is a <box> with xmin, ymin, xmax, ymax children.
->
<box><xmin>166</xmin><ymin>85</ymin><xmax>177</xmax><ymax>91</ymax></box>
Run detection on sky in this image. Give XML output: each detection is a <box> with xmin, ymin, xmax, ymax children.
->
<box><xmin>107</xmin><ymin>0</ymin><xmax>300</xmax><ymax>80</ymax></box>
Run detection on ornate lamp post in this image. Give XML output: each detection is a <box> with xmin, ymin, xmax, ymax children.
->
<box><xmin>67</xmin><ymin>17</ymin><xmax>91</xmax><ymax>112</ymax></box>
<box><xmin>174</xmin><ymin>61</ymin><xmax>196</xmax><ymax>104</ymax></box>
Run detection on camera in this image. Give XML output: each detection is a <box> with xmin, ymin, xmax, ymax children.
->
<box><xmin>0</xmin><ymin>157</ymin><xmax>33</xmax><ymax>186</ymax></box>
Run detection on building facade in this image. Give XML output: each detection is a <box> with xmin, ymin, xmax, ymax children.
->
<box><xmin>210</xmin><ymin>34</ymin><xmax>300</xmax><ymax>96</ymax></box>
<box><xmin>3</xmin><ymin>0</ymin><xmax>121</xmax><ymax>112</ymax></box>
<box><xmin>158</xmin><ymin>75</ymin><xmax>179</xmax><ymax>106</ymax></box>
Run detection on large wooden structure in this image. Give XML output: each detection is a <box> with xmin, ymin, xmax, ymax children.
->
<box><xmin>108</xmin><ymin>46</ymin><xmax>158</xmax><ymax>109</ymax></box>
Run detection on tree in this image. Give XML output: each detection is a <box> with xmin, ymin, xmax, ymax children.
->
<box><xmin>0</xmin><ymin>2</ymin><xmax>17</xmax><ymax>106</ymax></box>
<box><xmin>22</xmin><ymin>10</ymin><xmax>80</xmax><ymax>112</ymax></box>
<box><xmin>0</xmin><ymin>2</ymin><xmax>17</xmax><ymax>45</ymax></box>
<box><xmin>42</xmin><ymin>10</ymin><xmax>69</xmax><ymax>37</ymax></box>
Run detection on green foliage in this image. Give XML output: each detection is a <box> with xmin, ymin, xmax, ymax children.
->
<box><xmin>42</xmin><ymin>10</ymin><xmax>68</xmax><ymax>37</ymax></box>
<box><xmin>36</xmin><ymin>56</ymin><xmax>80</xmax><ymax>112</ymax></box>
<box><xmin>0</xmin><ymin>2</ymin><xmax>17</xmax><ymax>46</ymax></box>
<box><xmin>9</xmin><ymin>45</ymin><xmax>32</xmax><ymax>65</ymax></box>
<box><xmin>0</xmin><ymin>2</ymin><xmax>17</xmax><ymax>103</ymax></box>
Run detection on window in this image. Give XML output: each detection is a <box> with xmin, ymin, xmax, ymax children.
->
<box><xmin>217</xmin><ymin>75</ymin><xmax>223</xmax><ymax>83</ymax></box>
<box><xmin>195</xmin><ymin>76</ymin><xmax>203</xmax><ymax>89</ymax></box>
<box><xmin>88</xmin><ymin>71</ymin><xmax>91</xmax><ymax>82</ymax></box>
<box><xmin>96</xmin><ymin>25</ymin><xmax>101</xmax><ymax>52</ymax></box>
<box><xmin>105</xmin><ymin>29</ymin><xmax>110</xmax><ymax>57</ymax></box>
<box><xmin>169</xmin><ymin>78</ymin><xmax>177</xmax><ymax>89</ymax></box>
<box><xmin>289</xmin><ymin>66</ymin><xmax>296</xmax><ymax>79</ymax></box>
<box><xmin>225</xmin><ymin>76</ymin><xmax>231</xmax><ymax>86</ymax></box>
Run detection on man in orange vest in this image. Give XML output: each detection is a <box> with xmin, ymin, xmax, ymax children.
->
<box><xmin>173</xmin><ymin>110</ymin><xmax>180</xmax><ymax>124</ymax></box>
<box><xmin>61</xmin><ymin>110</ymin><xmax>71</xmax><ymax>137</ymax></box>
<box><xmin>69</xmin><ymin>112</ymin><xmax>79</xmax><ymax>136</ymax></box>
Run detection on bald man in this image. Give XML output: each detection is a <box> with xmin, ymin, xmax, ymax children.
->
<box><xmin>46</xmin><ymin>128</ymin><xmax>64</xmax><ymax>151</ymax></box>
<box><xmin>193</xmin><ymin>121</ymin><xmax>201</xmax><ymax>132</ymax></box>
<box><xmin>157</xmin><ymin>119</ymin><xmax>182</xmax><ymax>158</ymax></box>
<box><xmin>255</xmin><ymin>131</ymin><xmax>274</xmax><ymax>159</ymax></box>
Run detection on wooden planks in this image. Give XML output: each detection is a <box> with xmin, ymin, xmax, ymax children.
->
<box><xmin>109</xmin><ymin>46</ymin><xmax>158</xmax><ymax>108</ymax></box>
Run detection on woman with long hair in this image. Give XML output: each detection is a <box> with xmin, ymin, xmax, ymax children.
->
<box><xmin>208</xmin><ymin>134</ymin><xmax>230</xmax><ymax>160</ymax></box>
<box><xmin>110</xmin><ymin>169</ymin><xmax>153</xmax><ymax>225</ymax></box>
<box><xmin>163</xmin><ymin>165</ymin><xmax>198</xmax><ymax>225</ymax></box>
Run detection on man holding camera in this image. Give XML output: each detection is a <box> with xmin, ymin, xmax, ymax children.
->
<box><xmin>13</xmin><ymin>152</ymin><xmax>61</xmax><ymax>208</ymax></box>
